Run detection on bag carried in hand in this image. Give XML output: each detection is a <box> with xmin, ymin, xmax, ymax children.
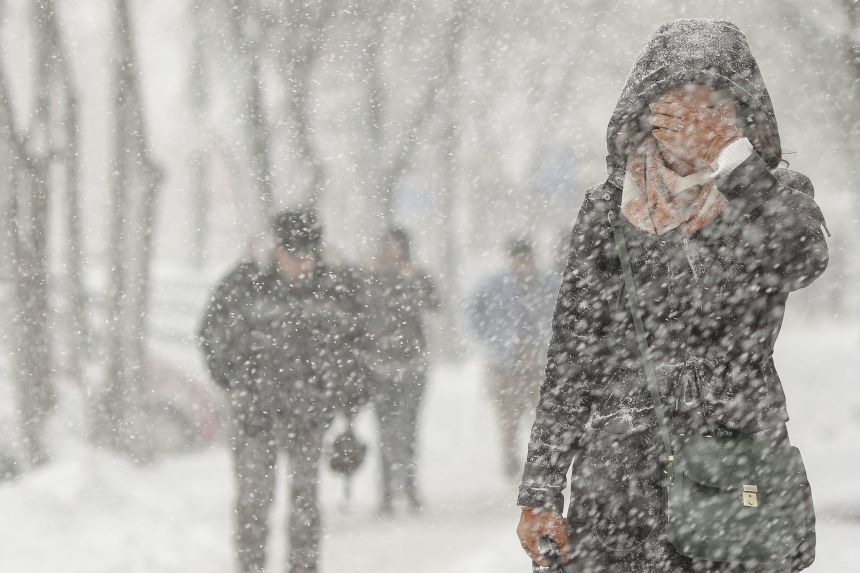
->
<box><xmin>329</xmin><ymin>427</ymin><xmax>367</xmax><ymax>477</ymax></box>
<box><xmin>609</xmin><ymin>211</ymin><xmax>816</xmax><ymax>568</ymax></box>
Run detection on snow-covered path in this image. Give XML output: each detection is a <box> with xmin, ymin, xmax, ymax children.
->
<box><xmin>1</xmin><ymin>323</ymin><xmax>859</xmax><ymax>572</ymax></box>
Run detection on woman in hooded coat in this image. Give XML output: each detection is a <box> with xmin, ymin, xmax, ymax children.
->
<box><xmin>515</xmin><ymin>19</ymin><xmax>828</xmax><ymax>573</ymax></box>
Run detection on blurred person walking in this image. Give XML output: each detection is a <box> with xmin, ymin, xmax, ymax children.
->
<box><xmin>516</xmin><ymin>19</ymin><xmax>827</xmax><ymax>572</ymax></box>
<box><xmin>198</xmin><ymin>209</ymin><xmax>367</xmax><ymax>573</ymax></box>
<box><xmin>362</xmin><ymin>227</ymin><xmax>440</xmax><ymax>514</ymax></box>
<box><xmin>467</xmin><ymin>238</ymin><xmax>557</xmax><ymax>479</ymax></box>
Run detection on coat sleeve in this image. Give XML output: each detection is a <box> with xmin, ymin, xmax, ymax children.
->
<box><xmin>334</xmin><ymin>266</ymin><xmax>373</xmax><ymax>414</ymax></box>
<box><xmin>197</xmin><ymin>269</ymin><xmax>251</xmax><ymax>390</ymax></box>
<box><xmin>517</xmin><ymin>189</ymin><xmax>611</xmax><ymax>511</ymax></box>
<box><xmin>714</xmin><ymin>153</ymin><xmax>829</xmax><ymax>292</ymax></box>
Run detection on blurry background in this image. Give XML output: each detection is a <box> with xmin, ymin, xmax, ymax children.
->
<box><xmin>0</xmin><ymin>0</ymin><xmax>858</xmax><ymax>571</ymax></box>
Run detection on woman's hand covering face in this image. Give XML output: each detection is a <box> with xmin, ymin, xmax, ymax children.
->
<box><xmin>648</xmin><ymin>84</ymin><xmax>743</xmax><ymax>169</ymax></box>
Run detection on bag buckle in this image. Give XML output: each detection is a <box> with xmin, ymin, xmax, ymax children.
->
<box><xmin>742</xmin><ymin>484</ymin><xmax>759</xmax><ymax>508</ymax></box>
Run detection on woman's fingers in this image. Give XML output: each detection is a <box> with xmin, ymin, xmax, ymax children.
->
<box><xmin>652</xmin><ymin>129</ymin><xmax>696</xmax><ymax>164</ymax></box>
<box><xmin>548</xmin><ymin>518</ymin><xmax>572</xmax><ymax>562</ymax></box>
<box><xmin>649</xmin><ymin>97</ymin><xmax>742</xmax><ymax>165</ymax></box>
<box><xmin>520</xmin><ymin>532</ymin><xmax>547</xmax><ymax>566</ymax></box>
<box><xmin>649</xmin><ymin>113</ymin><xmax>684</xmax><ymax>131</ymax></box>
<box><xmin>651</xmin><ymin>101</ymin><xmax>715</xmax><ymax>128</ymax></box>
<box><xmin>517</xmin><ymin>508</ymin><xmax>571</xmax><ymax>567</ymax></box>
<box><xmin>649</xmin><ymin>101</ymin><xmax>686</xmax><ymax>117</ymax></box>
<box><xmin>653</xmin><ymin>128</ymin><xmax>694</xmax><ymax>152</ymax></box>
<box><xmin>517</xmin><ymin>512</ymin><xmax>548</xmax><ymax>566</ymax></box>
<box><xmin>652</xmin><ymin>128</ymin><xmax>680</xmax><ymax>145</ymax></box>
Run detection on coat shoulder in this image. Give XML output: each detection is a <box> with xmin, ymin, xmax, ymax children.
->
<box><xmin>584</xmin><ymin>183</ymin><xmax>608</xmax><ymax>204</ymax></box>
<box><xmin>772</xmin><ymin>167</ymin><xmax>828</xmax><ymax>235</ymax></box>
<box><xmin>773</xmin><ymin>168</ymin><xmax>814</xmax><ymax>198</ymax></box>
<box><xmin>574</xmin><ymin>182</ymin><xmax>619</xmax><ymax>231</ymax></box>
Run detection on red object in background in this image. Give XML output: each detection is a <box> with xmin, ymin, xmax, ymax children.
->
<box><xmin>142</xmin><ymin>357</ymin><xmax>225</xmax><ymax>452</ymax></box>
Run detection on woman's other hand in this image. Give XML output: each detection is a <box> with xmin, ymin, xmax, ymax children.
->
<box><xmin>516</xmin><ymin>506</ymin><xmax>570</xmax><ymax>567</ymax></box>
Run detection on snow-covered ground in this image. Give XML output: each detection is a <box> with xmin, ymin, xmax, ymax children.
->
<box><xmin>1</xmin><ymin>321</ymin><xmax>858</xmax><ymax>572</ymax></box>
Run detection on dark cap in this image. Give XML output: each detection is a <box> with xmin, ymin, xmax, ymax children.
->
<box><xmin>272</xmin><ymin>208</ymin><xmax>322</xmax><ymax>254</ymax></box>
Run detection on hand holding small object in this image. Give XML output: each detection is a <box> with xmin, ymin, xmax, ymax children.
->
<box><xmin>517</xmin><ymin>507</ymin><xmax>570</xmax><ymax>568</ymax></box>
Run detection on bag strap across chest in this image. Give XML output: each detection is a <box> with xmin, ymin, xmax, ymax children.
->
<box><xmin>608</xmin><ymin>209</ymin><xmax>673</xmax><ymax>457</ymax></box>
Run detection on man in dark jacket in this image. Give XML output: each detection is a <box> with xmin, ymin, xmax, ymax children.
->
<box><xmin>199</xmin><ymin>209</ymin><xmax>366</xmax><ymax>573</ymax></box>
<box><xmin>362</xmin><ymin>227</ymin><xmax>439</xmax><ymax>514</ymax></box>
<box><xmin>516</xmin><ymin>20</ymin><xmax>827</xmax><ymax>572</ymax></box>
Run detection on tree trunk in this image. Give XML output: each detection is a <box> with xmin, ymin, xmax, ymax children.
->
<box><xmin>437</xmin><ymin>9</ymin><xmax>467</xmax><ymax>361</ymax></box>
<box><xmin>228</xmin><ymin>0</ymin><xmax>274</xmax><ymax>222</ymax></box>
<box><xmin>372</xmin><ymin>3</ymin><xmax>466</xmax><ymax>242</ymax></box>
<box><xmin>63</xmin><ymin>92</ymin><xmax>87</xmax><ymax>383</ymax></box>
<box><xmin>95</xmin><ymin>0</ymin><xmax>163</xmax><ymax>458</ymax></box>
<box><xmin>4</xmin><ymin>0</ymin><xmax>77</xmax><ymax>466</ymax></box>
<box><xmin>38</xmin><ymin>0</ymin><xmax>89</xmax><ymax>387</ymax></box>
<box><xmin>190</xmin><ymin>0</ymin><xmax>210</xmax><ymax>267</ymax></box>
<box><xmin>11</xmin><ymin>160</ymin><xmax>54</xmax><ymax>466</ymax></box>
<box><xmin>248</xmin><ymin>55</ymin><xmax>274</xmax><ymax>219</ymax></box>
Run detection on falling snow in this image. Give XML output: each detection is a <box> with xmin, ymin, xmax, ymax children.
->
<box><xmin>0</xmin><ymin>1</ymin><xmax>858</xmax><ymax>572</ymax></box>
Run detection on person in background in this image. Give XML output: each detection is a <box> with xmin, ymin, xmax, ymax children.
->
<box><xmin>198</xmin><ymin>209</ymin><xmax>367</xmax><ymax>573</ymax></box>
<box><xmin>467</xmin><ymin>238</ymin><xmax>558</xmax><ymax>479</ymax></box>
<box><xmin>362</xmin><ymin>227</ymin><xmax>440</xmax><ymax>514</ymax></box>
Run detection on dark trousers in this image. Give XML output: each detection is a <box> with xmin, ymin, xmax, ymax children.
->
<box><xmin>231</xmin><ymin>421</ymin><xmax>325</xmax><ymax>573</ymax></box>
<box><xmin>372</xmin><ymin>364</ymin><xmax>425</xmax><ymax>508</ymax></box>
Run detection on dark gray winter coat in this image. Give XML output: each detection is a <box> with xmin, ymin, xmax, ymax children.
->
<box><xmin>361</xmin><ymin>265</ymin><xmax>439</xmax><ymax>370</ymax></box>
<box><xmin>199</xmin><ymin>262</ymin><xmax>368</xmax><ymax>434</ymax></box>
<box><xmin>518</xmin><ymin>19</ymin><xmax>828</xmax><ymax>572</ymax></box>
<box><xmin>198</xmin><ymin>260</ymin><xmax>268</xmax><ymax>391</ymax></box>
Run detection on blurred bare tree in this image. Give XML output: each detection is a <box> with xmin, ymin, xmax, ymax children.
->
<box><xmin>227</xmin><ymin>0</ymin><xmax>277</xmax><ymax>221</ymax></box>
<box><xmin>94</xmin><ymin>0</ymin><xmax>163</xmax><ymax>456</ymax></box>
<box><xmin>1</xmin><ymin>0</ymin><xmax>856</xmax><ymax>465</ymax></box>
<box><xmin>0</xmin><ymin>0</ymin><xmax>85</xmax><ymax>466</ymax></box>
<box><xmin>189</xmin><ymin>0</ymin><xmax>212</xmax><ymax>267</ymax></box>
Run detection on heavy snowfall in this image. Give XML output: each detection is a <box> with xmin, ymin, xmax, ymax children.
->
<box><xmin>0</xmin><ymin>1</ymin><xmax>858</xmax><ymax>572</ymax></box>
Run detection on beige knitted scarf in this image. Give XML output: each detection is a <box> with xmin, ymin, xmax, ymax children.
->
<box><xmin>620</xmin><ymin>138</ymin><xmax>729</xmax><ymax>237</ymax></box>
